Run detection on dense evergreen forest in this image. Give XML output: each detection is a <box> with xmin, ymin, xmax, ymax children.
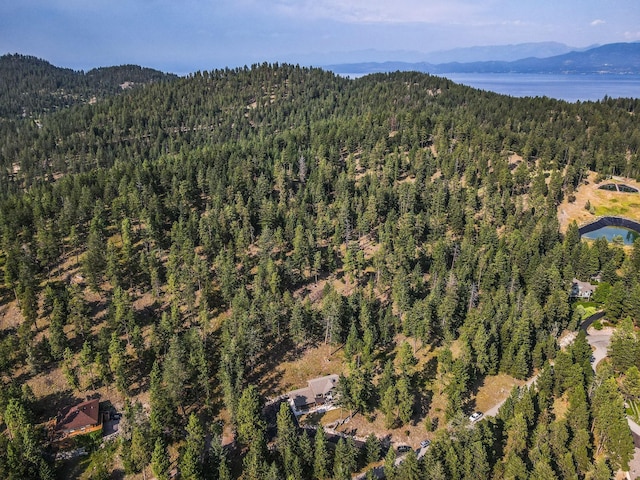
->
<box><xmin>0</xmin><ymin>54</ymin><xmax>176</xmax><ymax>119</ymax></box>
<box><xmin>1</xmin><ymin>55</ymin><xmax>640</xmax><ymax>479</ymax></box>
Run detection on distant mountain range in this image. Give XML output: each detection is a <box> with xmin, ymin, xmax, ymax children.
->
<box><xmin>325</xmin><ymin>42</ymin><xmax>640</xmax><ymax>76</ymax></box>
<box><xmin>421</xmin><ymin>41</ymin><xmax>586</xmax><ymax>64</ymax></box>
<box><xmin>285</xmin><ymin>42</ymin><xmax>584</xmax><ymax>66</ymax></box>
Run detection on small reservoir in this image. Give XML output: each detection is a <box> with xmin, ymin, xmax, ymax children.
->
<box><xmin>581</xmin><ymin>226</ymin><xmax>639</xmax><ymax>245</ymax></box>
<box><xmin>579</xmin><ymin>217</ymin><xmax>640</xmax><ymax>245</ymax></box>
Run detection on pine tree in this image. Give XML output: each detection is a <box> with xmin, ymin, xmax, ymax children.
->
<box><xmin>364</xmin><ymin>433</ymin><xmax>381</xmax><ymax>465</ymax></box>
<box><xmin>333</xmin><ymin>437</ymin><xmax>357</xmax><ymax>480</ymax></box>
<box><xmin>608</xmin><ymin>317</ymin><xmax>638</xmax><ymax>373</ymax></box>
<box><xmin>78</xmin><ymin>340</ymin><xmax>95</xmax><ymax>390</ymax></box>
<box><xmin>566</xmin><ymin>383</ymin><xmax>590</xmax><ymax>434</ymax></box>
<box><xmin>49</xmin><ymin>298</ymin><xmax>67</xmax><ymax>361</ymax></box>
<box><xmin>179</xmin><ymin>413</ymin><xmax>205</xmax><ymax>480</ymax></box>
<box><xmin>108</xmin><ymin>331</ymin><xmax>127</xmax><ymax>394</ymax></box>
<box><xmin>396</xmin><ymin>376</ymin><xmax>414</xmax><ymax>425</ymax></box>
<box><xmin>397</xmin><ymin>448</ymin><xmax>420</xmax><ymax>480</ymax></box>
<box><xmin>124</xmin><ymin>425</ymin><xmax>151</xmax><ymax>474</ymax></box>
<box><xmin>298</xmin><ymin>429</ymin><xmax>314</xmax><ymax>475</ymax></box>
<box><xmin>243</xmin><ymin>437</ymin><xmax>268</xmax><ymax>480</ymax></box>
<box><xmin>236</xmin><ymin>385</ymin><xmax>266</xmax><ymax>446</ymax></box>
<box><xmin>82</xmin><ymin>220</ymin><xmax>106</xmax><ymax>291</ymax></box>
<box><xmin>381</xmin><ymin>385</ymin><xmax>397</xmax><ymax>428</ymax></box>
<box><xmin>570</xmin><ymin>428</ymin><xmax>592</xmax><ymax>475</ymax></box>
<box><xmin>592</xmin><ymin>377</ymin><xmax>634</xmax><ymax>471</ymax></box>
<box><xmin>151</xmin><ymin>438</ymin><xmax>170</xmax><ymax>480</ymax></box>
<box><xmin>150</xmin><ymin>360</ymin><xmax>177</xmax><ymax>440</ymax></box>
<box><xmin>606</xmin><ymin>281</ymin><xmax>626</xmax><ymax>321</ymax></box>
<box><xmin>504</xmin><ymin>413</ymin><xmax>528</xmax><ymax>457</ymax></box>
<box><xmin>384</xmin><ymin>446</ymin><xmax>397</xmax><ymax>480</ymax></box>
<box><xmin>313</xmin><ymin>426</ymin><xmax>330</xmax><ymax>480</ymax></box>
<box><xmin>276</xmin><ymin>402</ymin><xmax>298</xmax><ymax>468</ymax></box>
<box><xmin>622</xmin><ymin>366</ymin><xmax>640</xmax><ymax>400</ymax></box>
<box><xmin>67</xmin><ymin>283</ymin><xmax>90</xmax><ymax>340</ymax></box>
<box><xmin>163</xmin><ymin>335</ymin><xmax>188</xmax><ymax>415</ymax></box>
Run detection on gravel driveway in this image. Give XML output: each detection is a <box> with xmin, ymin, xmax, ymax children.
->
<box><xmin>586</xmin><ymin>326</ymin><xmax>614</xmax><ymax>368</ymax></box>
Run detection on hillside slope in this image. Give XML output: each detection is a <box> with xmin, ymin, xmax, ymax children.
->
<box><xmin>0</xmin><ymin>62</ymin><xmax>638</xmax><ymax>479</ymax></box>
<box><xmin>0</xmin><ymin>54</ymin><xmax>177</xmax><ymax>118</ymax></box>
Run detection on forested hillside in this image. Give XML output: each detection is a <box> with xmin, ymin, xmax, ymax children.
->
<box><xmin>0</xmin><ymin>54</ymin><xmax>176</xmax><ymax>119</ymax></box>
<box><xmin>1</xmin><ymin>58</ymin><xmax>640</xmax><ymax>479</ymax></box>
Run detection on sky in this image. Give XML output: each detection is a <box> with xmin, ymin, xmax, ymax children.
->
<box><xmin>1</xmin><ymin>0</ymin><xmax>639</xmax><ymax>74</ymax></box>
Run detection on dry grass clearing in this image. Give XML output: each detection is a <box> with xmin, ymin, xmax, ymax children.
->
<box><xmin>557</xmin><ymin>172</ymin><xmax>640</xmax><ymax>233</ymax></box>
<box><xmin>473</xmin><ymin>373</ymin><xmax>524</xmax><ymax>412</ymax></box>
<box><xmin>553</xmin><ymin>393</ymin><xmax>569</xmax><ymax>421</ymax></box>
<box><xmin>269</xmin><ymin>343</ymin><xmax>348</xmax><ymax>396</ymax></box>
<box><xmin>300</xmin><ymin>407</ymin><xmax>345</xmax><ymax>426</ymax></box>
<box><xmin>334</xmin><ymin>409</ymin><xmax>434</xmax><ymax>449</ymax></box>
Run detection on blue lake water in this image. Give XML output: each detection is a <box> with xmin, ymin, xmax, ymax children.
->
<box><xmin>344</xmin><ymin>72</ymin><xmax>640</xmax><ymax>102</ymax></box>
<box><xmin>581</xmin><ymin>226</ymin><xmax>640</xmax><ymax>245</ymax></box>
<box><xmin>439</xmin><ymin>73</ymin><xmax>640</xmax><ymax>102</ymax></box>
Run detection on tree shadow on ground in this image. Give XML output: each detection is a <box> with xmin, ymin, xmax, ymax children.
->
<box><xmin>32</xmin><ymin>389</ymin><xmax>78</xmax><ymax>422</ymax></box>
<box><xmin>414</xmin><ymin>389</ymin><xmax>433</xmax><ymax>424</ymax></box>
<box><xmin>247</xmin><ymin>334</ymin><xmax>307</xmax><ymax>394</ymax></box>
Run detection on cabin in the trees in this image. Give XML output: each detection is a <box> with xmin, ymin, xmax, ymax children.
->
<box><xmin>571</xmin><ymin>278</ymin><xmax>596</xmax><ymax>299</ymax></box>
<box><xmin>288</xmin><ymin>374</ymin><xmax>339</xmax><ymax>413</ymax></box>
<box><xmin>53</xmin><ymin>398</ymin><xmax>103</xmax><ymax>441</ymax></box>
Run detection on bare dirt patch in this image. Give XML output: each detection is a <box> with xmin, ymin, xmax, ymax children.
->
<box><xmin>0</xmin><ymin>300</ymin><xmax>23</xmax><ymax>331</ymax></box>
<box><xmin>508</xmin><ymin>152</ymin><xmax>524</xmax><ymax>167</ymax></box>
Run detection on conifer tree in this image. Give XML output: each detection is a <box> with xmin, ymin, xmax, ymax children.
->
<box><xmin>313</xmin><ymin>426</ymin><xmax>330</xmax><ymax>480</ymax></box>
<box><xmin>364</xmin><ymin>433</ymin><xmax>381</xmax><ymax>465</ymax></box>
<box><xmin>179</xmin><ymin>413</ymin><xmax>205</xmax><ymax>480</ymax></box>
<box><xmin>397</xmin><ymin>448</ymin><xmax>420</xmax><ymax>480</ymax></box>
<box><xmin>592</xmin><ymin>377</ymin><xmax>634</xmax><ymax>471</ymax></box>
<box><xmin>276</xmin><ymin>401</ymin><xmax>298</xmax><ymax>469</ymax></box>
<box><xmin>151</xmin><ymin>437</ymin><xmax>170</xmax><ymax>480</ymax></box>
<box><xmin>384</xmin><ymin>446</ymin><xmax>397</xmax><ymax>480</ymax></box>
<box><xmin>236</xmin><ymin>384</ymin><xmax>266</xmax><ymax>446</ymax></box>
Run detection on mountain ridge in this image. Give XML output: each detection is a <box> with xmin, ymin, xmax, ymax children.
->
<box><xmin>326</xmin><ymin>42</ymin><xmax>640</xmax><ymax>75</ymax></box>
<box><xmin>0</xmin><ymin>53</ymin><xmax>177</xmax><ymax>118</ymax></box>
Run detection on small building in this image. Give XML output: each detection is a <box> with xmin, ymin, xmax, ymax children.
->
<box><xmin>54</xmin><ymin>398</ymin><xmax>103</xmax><ymax>441</ymax></box>
<box><xmin>571</xmin><ymin>278</ymin><xmax>596</xmax><ymax>299</ymax></box>
<box><xmin>288</xmin><ymin>374</ymin><xmax>339</xmax><ymax>412</ymax></box>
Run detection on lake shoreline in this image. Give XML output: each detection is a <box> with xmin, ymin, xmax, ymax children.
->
<box><xmin>340</xmin><ymin>72</ymin><xmax>640</xmax><ymax>102</ymax></box>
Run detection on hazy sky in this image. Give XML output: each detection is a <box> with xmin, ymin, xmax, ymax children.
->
<box><xmin>1</xmin><ymin>0</ymin><xmax>638</xmax><ymax>73</ymax></box>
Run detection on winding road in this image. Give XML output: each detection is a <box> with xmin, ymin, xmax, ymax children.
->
<box><xmin>483</xmin><ymin>374</ymin><xmax>540</xmax><ymax>418</ymax></box>
<box><xmin>582</xmin><ymin>320</ymin><xmax>640</xmax><ymax>478</ymax></box>
<box><xmin>357</xmin><ymin>315</ymin><xmax>624</xmax><ymax>479</ymax></box>
<box><xmin>484</xmin><ymin>315</ymin><xmax>610</xmax><ymax>419</ymax></box>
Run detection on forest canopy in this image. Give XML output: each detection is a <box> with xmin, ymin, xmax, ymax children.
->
<box><xmin>0</xmin><ymin>56</ymin><xmax>639</xmax><ymax>479</ymax></box>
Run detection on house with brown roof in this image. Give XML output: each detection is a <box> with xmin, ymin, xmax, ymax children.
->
<box><xmin>54</xmin><ymin>398</ymin><xmax>103</xmax><ymax>440</ymax></box>
<box><xmin>288</xmin><ymin>374</ymin><xmax>339</xmax><ymax>412</ymax></box>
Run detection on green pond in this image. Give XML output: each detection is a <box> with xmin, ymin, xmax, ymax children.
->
<box><xmin>582</xmin><ymin>226</ymin><xmax>639</xmax><ymax>245</ymax></box>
